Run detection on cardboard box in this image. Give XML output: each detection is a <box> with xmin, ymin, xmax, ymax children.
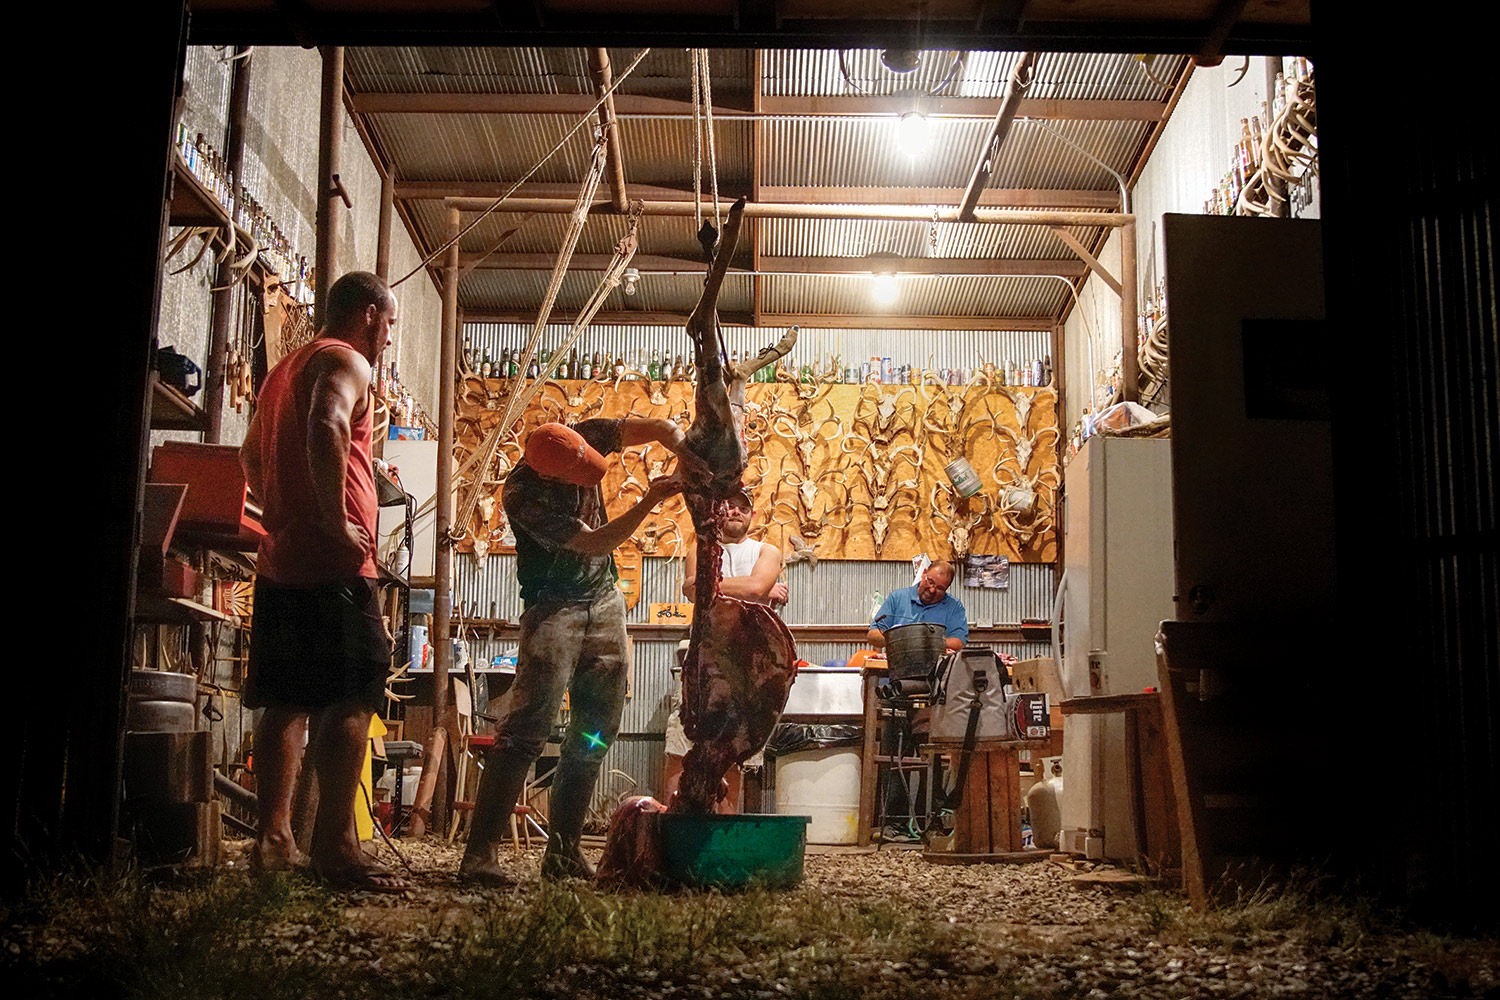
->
<box><xmin>1010</xmin><ymin>656</ymin><xmax>1065</xmax><ymax>729</ymax></box>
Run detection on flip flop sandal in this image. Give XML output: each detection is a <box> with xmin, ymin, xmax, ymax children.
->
<box><xmin>316</xmin><ymin>864</ymin><xmax>410</xmax><ymax>894</ymax></box>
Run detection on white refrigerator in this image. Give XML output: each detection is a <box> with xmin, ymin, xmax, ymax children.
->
<box><xmin>1056</xmin><ymin>436</ymin><xmax>1175</xmax><ymax>859</ymax></box>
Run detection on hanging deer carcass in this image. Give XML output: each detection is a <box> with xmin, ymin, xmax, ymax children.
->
<box><xmin>673</xmin><ymin>200</ymin><xmax>802</xmax><ymax>814</ymax></box>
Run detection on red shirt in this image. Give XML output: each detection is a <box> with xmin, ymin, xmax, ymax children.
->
<box><xmin>253</xmin><ymin>338</ymin><xmax>378</xmax><ymax>585</ymax></box>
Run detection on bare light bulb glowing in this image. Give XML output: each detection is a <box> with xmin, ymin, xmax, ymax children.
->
<box><xmin>872</xmin><ymin>272</ymin><xmax>900</xmax><ymax>306</ymax></box>
<box><xmin>896</xmin><ymin>111</ymin><xmax>931</xmax><ymax>158</ymax></box>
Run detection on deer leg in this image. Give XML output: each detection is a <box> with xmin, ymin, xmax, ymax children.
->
<box><xmin>730</xmin><ymin>324</ymin><xmax>799</xmax><ymax>383</ymax></box>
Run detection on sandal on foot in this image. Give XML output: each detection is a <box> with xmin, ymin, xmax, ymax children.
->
<box><xmin>315</xmin><ymin>863</ymin><xmax>410</xmax><ymax>894</ymax></box>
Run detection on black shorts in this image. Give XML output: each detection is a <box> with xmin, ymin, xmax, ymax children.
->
<box><xmin>245</xmin><ymin>577</ymin><xmax>390</xmax><ymax>712</ymax></box>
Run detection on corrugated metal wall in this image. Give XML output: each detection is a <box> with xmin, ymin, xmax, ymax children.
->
<box><xmin>454</xmin><ymin>553</ymin><xmax>1055</xmax><ymax>815</ymax></box>
<box><xmin>464</xmin><ymin>323</ymin><xmax>1053</xmax><ymax>376</ymax></box>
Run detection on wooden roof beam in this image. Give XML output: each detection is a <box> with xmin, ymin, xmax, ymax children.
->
<box><xmin>444</xmin><ymin>196</ymin><xmax>1131</xmax><ymax>228</ymax></box>
<box><xmin>456</xmin><ymin>252</ymin><xmax>1087</xmax><ymax>278</ymax></box>
<box><xmin>757</xmin><ymin>314</ymin><xmax>1058</xmax><ymax>331</ymax></box>
<box><xmin>399</xmin><ymin>181</ymin><xmax>1119</xmax><ymax>210</ymax></box>
<box><xmin>349</xmin><ymin>92</ymin><xmax>1164</xmax><ymax>121</ymax></box>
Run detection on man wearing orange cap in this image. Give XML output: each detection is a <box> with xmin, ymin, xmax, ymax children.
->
<box><xmin>460</xmin><ymin>416</ymin><xmax>698</xmax><ymax>885</ymax></box>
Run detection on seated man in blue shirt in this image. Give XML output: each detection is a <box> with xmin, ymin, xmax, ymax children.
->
<box><xmin>865</xmin><ymin>560</ymin><xmax>967</xmax><ymax>840</ymax></box>
<box><xmin>867</xmin><ymin>560</ymin><xmax>968</xmax><ymax>653</ymax></box>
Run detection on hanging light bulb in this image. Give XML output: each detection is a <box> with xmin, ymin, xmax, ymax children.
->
<box><xmin>871</xmin><ymin>272</ymin><xmax>900</xmax><ymax>307</ymax></box>
<box><xmin>896</xmin><ymin>111</ymin><xmax>931</xmax><ymax>159</ymax></box>
<box><xmin>622</xmin><ymin>267</ymin><xmax>640</xmax><ymax>296</ymax></box>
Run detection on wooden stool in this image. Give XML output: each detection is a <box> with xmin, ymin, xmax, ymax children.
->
<box><xmin>922</xmin><ymin>738</ymin><xmax>1052</xmax><ymax>864</ymax></box>
<box><xmin>449</xmin><ymin>733</ymin><xmax>494</xmax><ymax>842</ymax></box>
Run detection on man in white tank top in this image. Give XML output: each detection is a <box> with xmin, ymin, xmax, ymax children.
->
<box><xmin>681</xmin><ymin>492</ymin><xmax>787</xmax><ymax>606</ymax></box>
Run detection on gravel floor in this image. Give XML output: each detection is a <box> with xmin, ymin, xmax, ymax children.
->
<box><xmin>6</xmin><ymin>837</ymin><xmax>1497</xmax><ymax>999</ymax></box>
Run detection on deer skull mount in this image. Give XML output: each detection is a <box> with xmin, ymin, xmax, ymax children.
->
<box><xmin>930</xmin><ymin>483</ymin><xmax>989</xmax><ymax>562</ymax></box>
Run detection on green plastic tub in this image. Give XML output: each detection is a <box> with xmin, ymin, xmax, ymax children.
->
<box><xmin>659</xmin><ymin>814</ymin><xmax>812</xmax><ymax>889</ymax></box>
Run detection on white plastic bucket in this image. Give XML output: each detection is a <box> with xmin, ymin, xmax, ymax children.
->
<box><xmin>774</xmin><ymin>748</ymin><xmax>862</xmax><ymax>845</ymax></box>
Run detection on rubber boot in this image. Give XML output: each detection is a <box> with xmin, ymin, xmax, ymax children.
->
<box><xmin>459</xmin><ymin>746</ymin><xmax>535</xmax><ymax>884</ymax></box>
<box><xmin>540</xmin><ymin>754</ymin><xmax>601</xmax><ymax>881</ymax></box>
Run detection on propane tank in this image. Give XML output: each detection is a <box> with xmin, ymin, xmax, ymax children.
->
<box><xmin>1025</xmin><ymin>759</ymin><xmax>1064</xmax><ymax>849</ymax></box>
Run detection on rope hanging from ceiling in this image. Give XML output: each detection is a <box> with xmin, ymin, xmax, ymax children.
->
<box><xmin>443</xmin><ymin>139</ymin><xmax>646</xmax><ymax>540</ymax></box>
<box><xmin>691</xmin><ymin>48</ymin><xmax>721</xmax><ymax>232</ymax></box>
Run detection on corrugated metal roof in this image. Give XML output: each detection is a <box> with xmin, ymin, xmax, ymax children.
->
<box><xmin>460</xmin><ymin>270</ymin><xmax>753</xmax><ymax>314</ymax></box>
<box><xmin>347</xmin><ymin>46</ymin><xmax>752</xmax><ymax>101</ymax></box>
<box><xmin>763</xmin><ymin>49</ymin><xmax>1185</xmax><ymax>102</ymax></box>
<box><xmin>761</xmin><ymin>273</ymin><xmax>1069</xmax><ymax>317</ymax></box>
<box><xmin>405</xmin><ymin>203</ymin><xmax>745</xmax><ymax>265</ymax></box>
<box><xmin>353</xmin><ymin>42</ymin><xmax>1189</xmax><ymax>326</ymax></box>
<box><xmin>759</xmin><ymin>217</ymin><xmax>1103</xmax><ymax>260</ymax></box>
<box><xmin>371</xmin><ymin>113</ymin><xmax>750</xmax><ymax>193</ymax></box>
<box><xmin>763</xmin><ymin>117</ymin><xmax>1147</xmax><ymax>190</ymax></box>
<box><xmin>368</xmin><ymin>112</ymin><xmax>601</xmax><ymax>183</ymax></box>
<box><xmin>347</xmin><ymin>47</ymin><xmax>589</xmax><ymax>95</ymax></box>
<box><xmin>764</xmin><ymin>48</ymin><xmax>990</xmax><ymax>98</ymax></box>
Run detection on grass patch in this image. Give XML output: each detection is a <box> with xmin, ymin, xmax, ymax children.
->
<box><xmin>6</xmin><ymin>871</ymin><xmax>985</xmax><ymax>1000</ymax></box>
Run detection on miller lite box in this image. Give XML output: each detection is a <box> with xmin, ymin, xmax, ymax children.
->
<box><xmin>1014</xmin><ymin>692</ymin><xmax>1051</xmax><ymax>739</ymax></box>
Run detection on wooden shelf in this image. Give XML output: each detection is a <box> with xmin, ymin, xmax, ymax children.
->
<box><xmin>149</xmin><ymin>373</ymin><xmax>209</xmax><ymax>432</ymax></box>
<box><xmin>167</xmin><ymin>153</ymin><xmax>279</xmax><ymax>290</ymax></box>
<box><xmin>169</xmin><ymin>153</ymin><xmax>233</xmax><ymax>229</ymax></box>
<box><xmin>451</xmin><ymin>618</ymin><xmax>1047</xmax><ymax>644</ymax></box>
<box><xmin>134</xmin><ymin>594</ymin><xmax>232</xmax><ymax>625</ymax></box>
<box><xmin>376</xmin><ymin>559</ymin><xmax>409</xmax><ymax>588</ymax></box>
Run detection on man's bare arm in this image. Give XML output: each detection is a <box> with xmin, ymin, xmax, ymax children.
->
<box><xmin>305</xmin><ymin>347</ymin><xmax>371</xmax><ymax>553</ymax></box>
<box><xmin>620</xmin><ymin>417</ymin><xmax>713</xmax><ymax>481</ymax></box>
<box><xmin>682</xmin><ymin>544</ymin><xmax>699</xmax><ymax>600</ymax></box>
<box><xmin>867</xmin><ymin>628</ymin><xmax>887</xmax><ymax>649</ymax></box>
<box><xmin>619</xmin><ymin>417</ymin><xmax>683</xmax><ymax>450</ymax></box>
<box><xmin>564</xmin><ymin>474</ymin><xmax>683</xmax><ymax>556</ymax></box>
<box><xmin>715</xmin><ymin>543</ymin><xmax>785</xmax><ymax>602</ymax></box>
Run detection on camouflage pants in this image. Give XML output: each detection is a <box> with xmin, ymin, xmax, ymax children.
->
<box><xmin>494</xmin><ymin>588</ymin><xmax>629</xmax><ymax>763</ymax></box>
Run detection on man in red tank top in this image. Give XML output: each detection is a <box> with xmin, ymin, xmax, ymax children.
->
<box><xmin>240</xmin><ymin>271</ymin><xmax>405</xmax><ymax>892</ymax></box>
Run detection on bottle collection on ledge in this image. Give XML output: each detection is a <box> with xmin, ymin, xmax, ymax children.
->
<box><xmin>461</xmin><ymin>338</ymin><xmax>1055</xmax><ymax>390</ymax></box>
<box><xmin>175</xmin><ymin>124</ymin><xmax>312</xmax><ymax>304</ymax></box>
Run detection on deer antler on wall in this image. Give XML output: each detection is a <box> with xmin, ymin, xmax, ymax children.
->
<box><xmin>991</xmin><ymin>468</ymin><xmax>1061</xmax><ymax>549</ymax></box>
<box><xmin>996</xmin><ymin>425</ymin><xmax>1060</xmax><ymax>477</ymax></box>
<box><xmin>853</xmin><ymin>383</ymin><xmax>919</xmax><ymax>447</ymax></box>
<box><xmin>930</xmin><ymin>482</ymin><xmax>989</xmax><ymax>563</ymax></box>
<box><xmin>918</xmin><ymin>374</ymin><xmax>970</xmax><ymax>447</ymax></box>
<box><xmin>771</xmin><ymin>412</ymin><xmax>844</xmax><ymax>471</ymax></box>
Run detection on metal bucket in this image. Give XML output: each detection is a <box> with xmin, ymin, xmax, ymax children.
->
<box><xmin>944</xmin><ymin>457</ymin><xmax>984</xmax><ymax>498</ymax></box>
<box><xmin>885</xmin><ymin>621</ymin><xmax>947</xmax><ymax>681</ymax></box>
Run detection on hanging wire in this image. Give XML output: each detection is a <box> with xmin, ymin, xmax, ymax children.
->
<box><xmin>391</xmin><ymin>47</ymin><xmax>652</xmax><ymax>289</ymax></box>
<box><xmin>1029</xmin><ymin>118</ymin><xmax>1131</xmax><ymax>213</ymax></box>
